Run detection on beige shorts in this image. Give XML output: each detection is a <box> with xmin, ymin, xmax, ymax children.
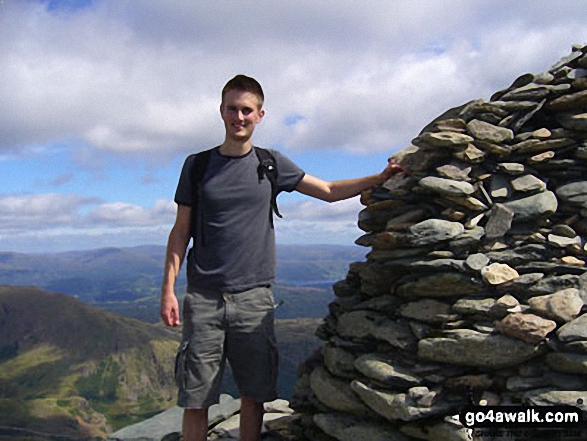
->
<box><xmin>175</xmin><ymin>286</ymin><xmax>278</xmax><ymax>409</ymax></box>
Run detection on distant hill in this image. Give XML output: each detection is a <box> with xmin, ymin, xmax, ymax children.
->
<box><xmin>0</xmin><ymin>285</ymin><xmax>322</xmax><ymax>440</ymax></box>
<box><xmin>0</xmin><ymin>244</ymin><xmax>365</xmax><ymax>321</ymax></box>
<box><xmin>0</xmin><ymin>285</ymin><xmax>180</xmax><ymax>440</ymax></box>
<box><xmin>0</xmin><ymin>244</ymin><xmax>363</xmax><ymax>298</ymax></box>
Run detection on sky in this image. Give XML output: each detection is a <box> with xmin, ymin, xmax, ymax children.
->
<box><xmin>1</xmin><ymin>0</ymin><xmax>587</xmax><ymax>253</ymax></box>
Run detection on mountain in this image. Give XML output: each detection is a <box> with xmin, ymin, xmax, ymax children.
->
<box><xmin>0</xmin><ymin>244</ymin><xmax>364</xmax><ymax>321</ymax></box>
<box><xmin>0</xmin><ymin>285</ymin><xmax>322</xmax><ymax>440</ymax></box>
<box><xmin>0</xmin><ymin>245</ymin><xmax>170</xmax><ymax>304</ymax></box>
<box><xmin>0</xmin><ymin>285</ymin><xmax>180</xmax><ymax>440</ymax></box>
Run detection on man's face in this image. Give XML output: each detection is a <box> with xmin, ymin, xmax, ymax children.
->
<box><xmin>220</xmin><ymin>90</ymin><xmax>265</xmax><ymax>143</ymax></box>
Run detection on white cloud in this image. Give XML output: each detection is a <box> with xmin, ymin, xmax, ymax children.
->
<box><xmin>0</xmin><ymin>193</ymin><xmax>175</xmax><ymax>236</ymax></box>
<box><xmin>276</xmin><ymin>198</ymin><xmax>365</xmax><ymax>245</ymax></box>
<box><xmin>0</xmin><ymin>193</ymin><xmax>95</xmax><ymax>230</ymax></box>
<box><xmin>85</xmin><ymin>199</ymin><xmax>176</xmax><ymax>227</ymax></box>
<box><xmin>1</xmin><ymin>0</ymin><xmax>587</xmax><ymax>252</ymax></box>
<box><xmin>2</xmin><ymin>0</ymin><xmax>586</xmax><ymax>159</ymax></box>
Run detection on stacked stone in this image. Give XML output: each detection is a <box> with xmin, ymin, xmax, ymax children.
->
<box><xmin>292</xmin><ymin>44</ymin><xmax>587</xmax><ymax>441</ymax></box>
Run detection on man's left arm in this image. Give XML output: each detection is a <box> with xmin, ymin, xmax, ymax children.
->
<box><xmin>295</xmin><ymin>159</ymin><xmax>405</xmax><ymax>202</ymax></box>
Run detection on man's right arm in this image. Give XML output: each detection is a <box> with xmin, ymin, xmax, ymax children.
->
<box><xmin>160</xmin><ymin>204</ymin><xmax>192</xmax><ymax>327</ymax></box>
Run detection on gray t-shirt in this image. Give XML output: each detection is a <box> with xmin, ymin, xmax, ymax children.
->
<box><xmin>175</xmin><ymin>147</ymin><xmax>305</xmax><ymax>292</ymax></box>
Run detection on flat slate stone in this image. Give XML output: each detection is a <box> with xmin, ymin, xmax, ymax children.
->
<box><xmin>408</xmin><ymin>219</ymin><xmax>465</xmax><ymax>246</ymax></box>
<box><xmin>502</xmin><ymin>190</ymin><xmax>558</xmax><ymax>221</ymax></box>
<box><xmin>418</xmin><ymin>329</ymin><xmax>540</xmax><ymax>367</ymax></box>
<box><xmin>467</xmin><ymin>119</ymin><xmax>514</xmax><ymax>143</ymax></box>
<box><xmin>557</xmin><ymin>313</ymin><xmax>587</xmax><ymax>341</ymax></box>
<box><xmin>418</xmin><ymin>176</ymin><xmax>475</xmax><ymax>197</ymax></box>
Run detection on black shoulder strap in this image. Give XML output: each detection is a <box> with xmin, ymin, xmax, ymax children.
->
<box><xmin>254</xmin><ymin>147</ymin><xmax>282</xmax><ymax>219</ymax></box>
<box><xmin>190</xmin><ymin>149</ymin><xmax>214</xmax><ymax>243</ymax></box>
<box><xmin>190</xmin><ymin>147</ymin><xmax>282</xmax><ymax>244</ymax></box>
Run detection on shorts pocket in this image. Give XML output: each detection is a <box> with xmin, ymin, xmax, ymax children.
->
<box><xmin>174</xmin><ymin>340</ymin><xmax>189</xmax><ymax>389</ymax></box>
<box><xmin>237</xmin><ymin>287</ymin><xmax>275</xmax><ymax>312</ymax></box>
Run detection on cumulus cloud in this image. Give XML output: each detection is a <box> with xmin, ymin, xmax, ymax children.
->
<box><xmin>276</xmin><ymin>198</ymin><xmax>365</xmax><ymax>245</ymax></box>
<box><xmin>2</xmin><ymin>0</ymin><xmax>586</xmax><ymax>159</ymax></box>
<box><xmin>2</xmin><ymin>0</ymin><xmax>587</xmax><ymax>252</ymax></box>
<box><xmin>85</xmin><ymin>199</ymin><xmax>176</xmax><ymax>227</ymax></box>
<box><xmin>0</xmin><ymin>193</ymin><xmax>175</xmax><ymax>235</ymax></box>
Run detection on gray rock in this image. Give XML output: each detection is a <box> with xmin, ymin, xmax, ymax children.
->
<box><xmin>525</xmin><ymin>390</ymin><xmax>587</xmax><ymax>410</ymax></box>
<box><xmin>108</xmin><ymin>407</ymin><xmax>184</xmax><ymax>441</ymax></box>
<box><xmin>502</xmin><ymin>190</ymin><xmax>558</xmax><ymax>221</ymax></box>
<box><xmin>310</xmin><ymin>366</ymin><xmax>371</xmax><ymax>416</ymax></box>
<box><xmin>336</xmin><ymin>310</ymin><xmax>416</xmax><ymax>349</ymax></box>
<box><xmin>452</xmin><ymin>298</ymin><xmax>496</xmax><ymax>315</ymax></box>
<box><xmin>108</xmin><ymin>395</ymin><xmax>240</xmax><ymax>441</ymax></box>
<box><xmin>528</xmin><ymin>288</ymin><xmax>584</xmax><ymax>322</ymax></box>
<box><xmin>557</xmin><ymin>313</ymin><xmax>587</xmax><ymax>341</ymax></box>
<box><xmin>510</xmin><ymin>174</ymin><xmax>547</xmax><ymax>193</ymax></box>
<box><xmin>408</xmin><ymin>219</ymin><xmax>465</xmax><ymax>246</ymax></box>
<box><xmin>552</xmin><ymin>224</ymin><xmax>577</xmax><ymax>238</ymax></box>
<box><xmin>413</xmin><ymin>131</ymin><xmax>474</xmax><ymax>149</ymax></box>
<box><xmin>351</xmin><ymin>380</ymin><xmax>452</xmax><ymax>422</ymax></box>
<box><xmin>436</xmin><ymin>162</ymin><xmax>472</xmax><ymax>181</ymax></box>
<box><xmin>467</xmin><ymin>119</ymin><xmax>514</xmax><ymax>143</ymax></box>
<box><xmin>548</xmin><ymin>89</ymin><xmax>587</xmax><ymax>111</ymax></box>
<box><xmin>465</xmin><ymin>253</ymin><xmax>490</xmax><ymax>271</ymax></box>
<box><xmin>485</xmin><ymin>203</ymin><xmax>514</xmax><ymax>239</ymax></box>
<box><xmin>354</xmin><ymin>353</ymin><xmax>423</xmax><ymax>388</ymax></box>
<box><xmin>418</xmin><ymin>329</ymin><xmax>541</xmax><ymax>367</ymax></box>
<box><xmin>323</xmin><ymin>344</ymin><xmax>357</xmax><ymax>378</ymax></box>
<box><xmin>418</xmin><ymin>176</ymin><xmax>475</xmax><ymax>197</ymax></box>
<box><xmin>399</xmin><ymin>299</ymin><xmax>452</xmax><ymax>323</ymax></box>
<box><xmin>557</xmin><ymin>181</ymin><xmax>587</xmax><ymax>208</ymax></box>
<box><xmin>546</xmin><ymin>352</ymin><xmax>587</xmax><ymax>374</ymax></box>
<box><xmin>547</xmin><ymin>233</ymin><xmax>582</xmax><ymax>248</ymax></box>
<box><xmin>497</xmin><ymin>162</ymin><xmax>525</xmax><ymax>175</ymax></box>
<box><xmin>397</xmin><ymin>272</ymin><xmax>485</xmax><ymax>298</ymax></box>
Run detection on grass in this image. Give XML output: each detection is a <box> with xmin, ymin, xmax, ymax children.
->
<box><xmin>0</xmin><ymin>345</ymin><xmax>64</xmax><ymax>381</ymax></box>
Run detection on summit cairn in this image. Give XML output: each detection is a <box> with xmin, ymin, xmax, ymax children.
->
<box><xmin>292</xmin><ymin>45</ymin><xmax>587</xmax><ymax>441</ymax></box>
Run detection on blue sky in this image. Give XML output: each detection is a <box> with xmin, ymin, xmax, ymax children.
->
<box><xmin>1</xmin><ymin>0</ymin><xmax>587</xmax><ymax>252</ymax></box>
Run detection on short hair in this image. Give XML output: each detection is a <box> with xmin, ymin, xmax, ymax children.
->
<box><xmin>221</xmin><ymin>75</ymin><xmax>264</xmax><ymax>107</ymax></box>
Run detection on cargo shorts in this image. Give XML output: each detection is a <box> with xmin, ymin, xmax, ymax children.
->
<box><xmin>175</xmin><ymin>286</ymin><xmax>278</xmax><ymax>409</ymax></box>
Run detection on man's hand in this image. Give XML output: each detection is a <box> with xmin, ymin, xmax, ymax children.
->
<box><xmin>379</xmin><ymin>158</ymin><xmax>409</xmax><ymax>183</ymax></box>
<box><xmin>160</xmin><ymin>291</ymin><xmax>181</xmax><ymax>327</ymax></box>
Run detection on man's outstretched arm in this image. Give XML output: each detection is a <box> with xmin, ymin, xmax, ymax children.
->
<box><xmin>295</xmin><ymin>159</ymin><xmax>405</xmax><ymax>202</ymax></box>
<box><xmin>160</xmin><ymin>204</ymin><xmax>192</xmax><ymax>327</ymax></box>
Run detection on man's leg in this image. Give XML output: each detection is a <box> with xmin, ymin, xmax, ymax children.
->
<box><xmin>239</xmin><ymin>397</ymin><xmax>264</xmax><ymax>441</ymax></box>
<box><xmin>183</xmin><ymin>408</ymin><xmax>208</xmax><ymax>441</ymax></box>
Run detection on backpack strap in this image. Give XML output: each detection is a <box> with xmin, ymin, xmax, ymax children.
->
<box><xmin>189</xmin><ymin>148</ymin><xmax>213</xmax><ymax>245</ymax></box>
<box><xmin>254</xmin><ymin>147</ymin><xmax>282</xmax><ymax>222</ymax></box>
<box><xmin>190</xmin><ymin>147</ymin><xmax>282</xmax><ymax>246</ymax></box>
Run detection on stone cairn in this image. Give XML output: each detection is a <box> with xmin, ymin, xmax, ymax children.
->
<box><xmin>291</xmin><ymin>45</ymin><xmax>587</xmax><ymax>441</ymax></box>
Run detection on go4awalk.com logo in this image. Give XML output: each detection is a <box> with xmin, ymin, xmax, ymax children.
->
<box><xmin>459</xmin><ymin>405</ymin><xmax>583</xmax><ymax>428</ymax></box>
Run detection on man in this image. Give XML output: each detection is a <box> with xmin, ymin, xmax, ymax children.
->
<box><xmin>160</xmin><ymin>75</ymin><xmax>403</xmax><ymax>441</ymax></box>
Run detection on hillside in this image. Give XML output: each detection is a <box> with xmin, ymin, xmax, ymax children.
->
<box><xmin>0</xmin><ymin>285</ymin><xmax>180</xmax><ymax>440</ymax></box>
<box><xmin>0</xmin><ymin>286</ymin><xmax>323</xmax><ymax>440</ymax></box>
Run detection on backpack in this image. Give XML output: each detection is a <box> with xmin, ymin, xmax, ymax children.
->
<box><xmin>189</xmin><ymin>147</ymin><xmax>281</xmax><ymax>244</ymax></box>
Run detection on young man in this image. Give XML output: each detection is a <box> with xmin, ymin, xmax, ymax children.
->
<box><xmin>160</xmin><ymin>75</ymin><xmax>403</xmax><ymax>441</ymax></box>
